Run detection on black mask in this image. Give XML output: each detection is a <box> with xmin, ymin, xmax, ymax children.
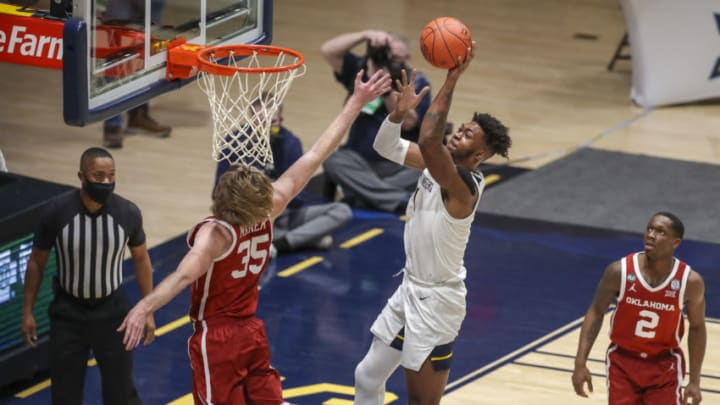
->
<box><xmin>83</xmin><ymin>181</ymin><xmax>115</xmax><ymax>205</ymax></box>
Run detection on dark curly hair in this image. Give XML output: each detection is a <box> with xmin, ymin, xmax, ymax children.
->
<box><xmin>473</xmin><ymin>112</ymin><xmax>511</xmax><ymax>159</ymax></box>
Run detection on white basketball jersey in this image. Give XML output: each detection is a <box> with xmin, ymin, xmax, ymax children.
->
<box><xmin>402</xmin><ymin>168</ymin><xmax>483</xmax><ymax>284</ymax></box>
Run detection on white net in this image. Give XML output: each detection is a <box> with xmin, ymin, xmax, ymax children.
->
<box><xmin>196</xmin><ymin>48</ymin><xmax>306</xmax><ymax>168</ymax></box>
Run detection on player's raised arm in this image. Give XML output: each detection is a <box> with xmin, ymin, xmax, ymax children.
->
<box><xmin>118</xmin><ymin>222</ymin><xmax>231</xmax><ymax>350</ymax></box>
<box><xmin>271</xmin><ymin>70</ymin><xmax>391</xmax><ymax>218</ymax></box>
<box><xmin>418</xmin><ymin>46</ymin><xmax>479</xmax><ymax>216</ymax></box>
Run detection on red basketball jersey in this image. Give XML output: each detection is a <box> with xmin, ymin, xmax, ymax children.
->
<box><xmin>609</xmin><ymin>252</ymin><xmax>690</xmax><ymax>356</ymax></box>
<box><xmin>187</xmin><ymin>217</ymin><xmax>273</xmax><ymax>320</ymax></box>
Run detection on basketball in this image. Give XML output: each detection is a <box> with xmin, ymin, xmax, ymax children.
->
<box><xmin>420</xmin><ymin>17</ymin><xmax>472</xmax><ymax>70</ymax></box>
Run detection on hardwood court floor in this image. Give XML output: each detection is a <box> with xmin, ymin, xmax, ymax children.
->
<box><xmin>443</xmin><ymin>314</ymin><xmax>720</xmax><ymax>404</ymax></box>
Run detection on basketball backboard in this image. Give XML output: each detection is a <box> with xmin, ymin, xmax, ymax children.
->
<box><xmin>63</xmin><ymin>0</ymin><xmax>272</xmax><ymax>126</ymax></box>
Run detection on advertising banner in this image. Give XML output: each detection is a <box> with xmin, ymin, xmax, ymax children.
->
<box><xmin>622</xmin><ymin>0</ymin><xmax>720</xmax><ymax>107</ymax></box>
<box><xmin>0</xmin><ymin>13</ymin><xmax>63</xmax><ymax>69</ymax></box>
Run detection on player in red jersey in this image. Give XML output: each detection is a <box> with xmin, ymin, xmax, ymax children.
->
<box><xmin>572</xmin><ymin>212</ymin><xmax>707</xmax><ymax>404</ymax></box>
<box><xmin>117</xmin><ymin>70</ymin><xmax>392</xmax><ymax>404</ymax></box>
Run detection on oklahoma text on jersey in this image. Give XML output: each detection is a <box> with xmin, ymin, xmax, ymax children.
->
<box><xmin>624</xmin><ymin>297</ymin><xmax>676</xmax><ymax>312</ymax></box>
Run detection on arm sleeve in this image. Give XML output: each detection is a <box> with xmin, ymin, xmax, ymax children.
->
<box><xmin>373</xmin><ymin>117</ymin><xmax>410</xmax><ymax>165</ymax></box>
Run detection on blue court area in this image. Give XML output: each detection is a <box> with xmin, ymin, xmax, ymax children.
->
<box><xmin>4</xmin><ymin>211</ymin><xmax>720</xmax><ymax>404</ymax></box>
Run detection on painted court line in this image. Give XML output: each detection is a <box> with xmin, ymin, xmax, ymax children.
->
<box><xmin>155</xmin><ymin>316</ymin><xmax>191</xmax><ymax>336</ymax></box>
<box><xmin>339</xmin><ymin>228</ymin><xmax>384</xmax><ymax>248</ymax></box>
<box><xmin>15</xmin><ymin>316</ymin><xmax>193</xmax><ymax>398</ymax></box>
<box><xmin>445</xmin><ymin>315</ymin><xmax>586</xmax><ymax>392</ymax></box>
<box><xmin>278</xmin><ymin>256</ymin><xmax>323</xmax><ymax>277</ymax></box>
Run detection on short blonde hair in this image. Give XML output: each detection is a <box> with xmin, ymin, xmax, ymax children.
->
<box><xmin>212</xmin><ymin>165</ymin><xmax>273</xmax><ymax>227</ymax></box>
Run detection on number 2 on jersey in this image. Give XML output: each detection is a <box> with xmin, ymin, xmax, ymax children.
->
<box><xmin>634</xmin><ymin>309</ymin><xmax>659</xmax><ymax>338</ymax></box>
<box><xmin>231</xmin><ymin>234</ymin><xmax>269</xmax><ymax>279</ymax></box>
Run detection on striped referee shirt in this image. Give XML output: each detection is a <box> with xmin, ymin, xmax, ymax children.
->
<box><xmin>33</xmin><ymin>190</ymin><xmax>145</xmax><ymax>300</ymax></box>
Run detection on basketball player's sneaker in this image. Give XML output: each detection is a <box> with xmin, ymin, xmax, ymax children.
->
<box><xmin>315</xmin><ymin>235</ymin><xmax>333</xmax><ymax>250</ymax></box>
<box><xmin>126</xmin><ymin>106</ymin><xmax>172</xmax><ymax>138</ymax></box>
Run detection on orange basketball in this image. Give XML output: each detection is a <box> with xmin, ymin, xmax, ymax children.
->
<box><xmin>420</xmin><ymin>17</ymin><xmax>472</xmax><ymax>70</ymax></box>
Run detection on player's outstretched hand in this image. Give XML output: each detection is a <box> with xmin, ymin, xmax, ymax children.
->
<box><xmin>352</xmin><ymin>69</ymin><xmax>392</xmax><ymax>106</ymax></box>
<box><xmin>392</xmin><ymin>69</ymin><xmax>431</xmax><ymax>117</ymax></box>
<box><xmin>117</xmin><ymin>302</ymin><xmax>152</xmax><ymax>351</ymax></box>
<box><xmin>448</xmin><ymin>40</ymin><xmax>476</xmax><ymax>80</ymax></box>
<box><xmin>571</xmin><ymin>364</ymin><xmax>594</xmax><ymax>398</ymax></box>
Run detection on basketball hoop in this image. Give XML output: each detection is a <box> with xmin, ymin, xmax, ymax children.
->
<box><xmin>168</xmin><ymin>43</ymin><xmax>305</xmax><ymax>167</ymax></box>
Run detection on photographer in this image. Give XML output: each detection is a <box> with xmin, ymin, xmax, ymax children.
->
<box><xmin>320</xmin><ymin>30</ymin><xmax>432</xmax><ymax>213</ymax></box>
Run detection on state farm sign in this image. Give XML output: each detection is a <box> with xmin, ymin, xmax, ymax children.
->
<box><xmin>0</xmin><ymin>14</ymin><xmax>63</xmax><ymax>69</ymax></box>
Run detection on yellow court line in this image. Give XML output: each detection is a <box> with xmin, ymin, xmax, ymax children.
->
<box><xmin>156</xmin><ymin>315</ymin><xmax>191</xmax><ymax>336</ymax></box>
<box><xmin>15</xmin><ymin>351</ymin><xmax>122</xmax><ymax>397</ymax></box>
<box><xmin>484</xmin><ymin>174</ymin><xmax>501</xmax><ymax>185</ymax></box>
<box><xmin>168</xmin><ymin>383</ymin><xmax>397</xmax><ymax>404</ymax></box>
<box><xmin>14</xmin><ymin>379</ymin><xmax>50</xmax><ymax>399</ymax></box>
<box><xmin>15</xmin><ymin>316</ymin><xmax>192</xmax><ymax>398</ymax></box>
<box><xmin>277</xmin><ymin>256</ymin><xmax>323</xmax><ymax>278</ymax></box>
<box><xmin>339</xmin><ymin>228</ymin><xmax>384</xmax><ymax>248</ymax></box>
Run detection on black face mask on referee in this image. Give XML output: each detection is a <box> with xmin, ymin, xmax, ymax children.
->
<box><xmin>83</xmin><ymin>181</ymin><xmax>115</xmax><ymax>205</ymax></box>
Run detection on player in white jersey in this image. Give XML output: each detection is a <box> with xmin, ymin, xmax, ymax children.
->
<box><xmin>353</xmin><ymin>46</ymin><xmax>512</xmax><ymax>405</ymax></box>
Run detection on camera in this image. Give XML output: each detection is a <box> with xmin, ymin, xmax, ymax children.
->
<box><xmin>366</xmin><ymin>42</ymin><xmax>406</xmax><ymax>89</ymax></box>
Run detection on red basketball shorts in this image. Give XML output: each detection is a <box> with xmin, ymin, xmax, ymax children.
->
<box><xmin>606</xmin><ymin>344</ymin><xmax>685</xmax><ymax>405</ymax></box>
<box><xmin>188</xmin><ymin>316</ymin><xmax>283</xmax><ymax>405</ymax></box>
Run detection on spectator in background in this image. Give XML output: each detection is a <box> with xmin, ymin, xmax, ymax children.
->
<box><xmin>103</xmin><ymin>104</ymin><xmax>171</xmax><ymax>149</ymax></box>
<box><xmin>320</xmin><ymin>30</ymin><xmax>432</xmax><ymax>213</ymax></box>
<box><xmin>101</xmin><ymin>0</ymin><xmax>172</xmax><ymax>148</ymax></box>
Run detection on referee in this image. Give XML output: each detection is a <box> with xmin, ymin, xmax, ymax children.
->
<box><xmin>21</xmin><ymin>147</ymin><xmax>156</xmax><ymax>405</ymax></box>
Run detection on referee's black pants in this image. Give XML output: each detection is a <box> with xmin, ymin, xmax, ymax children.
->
<box><xmin>49</xmin><ymin>286</ymin><xmax>141</xmax><ymax>405</ymax></box>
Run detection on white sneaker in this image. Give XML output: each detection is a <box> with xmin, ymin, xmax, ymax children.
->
<box><xmin>315</xmin><ymin>235</ymin><xmax>333</xmax><ymax>250</ymax></box>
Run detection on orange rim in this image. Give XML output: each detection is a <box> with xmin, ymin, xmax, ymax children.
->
<box><xmin>197</xmin><ymin>44</ymin><xmax>305</xmax><ymax>76</ymax></box>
